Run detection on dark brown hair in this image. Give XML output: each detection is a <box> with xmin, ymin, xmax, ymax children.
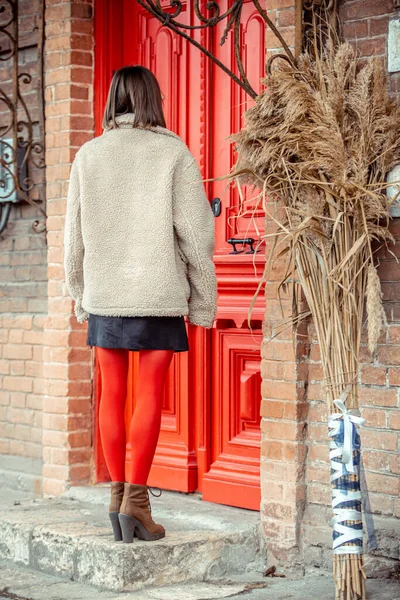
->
<box><xmin>102</xmin><ymin>65</ymin><xmax>166</xmax><ymax>130</ymax></box>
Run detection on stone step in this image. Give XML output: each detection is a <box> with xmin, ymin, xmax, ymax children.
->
<box><xmin>0</xmin><ymin>485</ymin><xmax>266</xmax><ymax>593</ymax></box>
<box><xmin>2</xmin><ymin>558</ymin><xmax>400</xmax><ymax>600</ymax></box>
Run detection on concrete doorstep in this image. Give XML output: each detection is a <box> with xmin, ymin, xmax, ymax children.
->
<box><xmin>1</xmin><ymin>486</ymin><xmax>399</xmax><ymax>600</ymax></box>
<box><xmin>0</xmin><ymin>485</ymin><xmax>266</xmax><ymax>593</ymax></box>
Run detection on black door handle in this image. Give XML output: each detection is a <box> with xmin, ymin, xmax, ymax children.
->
<box><xmin>211</xmin><ymin>197</ymin><xmax>221</xmax><ymax>217</ymax></box>
<box><xmin>227</xmin><ymin>237</ymin><xmax>255</xmax><ymax>254</ymax></box>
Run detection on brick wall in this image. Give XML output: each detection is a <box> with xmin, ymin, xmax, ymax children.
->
<box><xmin>260</xmin><ymin>0</ymin><xmax>400</xmax><ymax>577</ymax></box>
<box><xmin>302</xmin><ymin>1</ymin><xmax>400</xmax><ymax>576</ymax></box>
<box><xmin>42</xmin><ymin>0</ymin><xmax>95</xmax><ymax>496</ymax></box>
<box><xmin>0</xmin><ymin>0</ymin><xmax>47</xmax><ymax>492</ymax></box>
<box><xmin>340</xmin><ymin>0</ymin><xmax>400</xmax><ymax>103</ymax></box>
<box><xmin>261</xmin><ymin>0</ymin><xmax>306</xmax><ymax>571</ymax></box>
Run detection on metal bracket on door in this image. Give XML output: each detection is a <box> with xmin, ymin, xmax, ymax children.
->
<box><xmin>227</xmin><ymin>238</ymin><xmax>255</xmax><ymax>254</ymax></box>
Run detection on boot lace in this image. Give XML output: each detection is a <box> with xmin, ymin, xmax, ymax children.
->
<box><xmin>146</xmin><ymin>486</ymin><xmax>162</xmax><ymax>513</ymax></box>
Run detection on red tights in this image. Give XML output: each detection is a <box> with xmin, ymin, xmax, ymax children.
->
<box><xmin>97</xmin><ymin>348</ymin><xmax>174</xmax><ymax>484</ymax></box>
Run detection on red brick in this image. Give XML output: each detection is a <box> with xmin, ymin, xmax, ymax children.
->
<box><xmin>262</xmin><ymin>380</ymin><xmax>298</xmax><ymax>400</ymax></box>
<box><xmin>43</xmin><ymin>464</ymin><xmax>69</xmax><ymax>480</ymax></box>
<box><xmin>369</xmin><ymin>17</ymin><xmax>388</xmax><ymax>37</ymax></box>
<box><xmin>359</xmin><ymin>386</ymin><xmax>398</xmax><ymax>407</ymax></box>
<box><xmin>3</xmin><ymin>344</ymin><xmax>33</xmax><ymax>360</ymax></box>
<box><xmin>343</xmin><ymin>20</ymin><xmax>369</xmax><ymax>39</ymax></box>
<box><xmin>309</xmin><ymin>343</ymin><xmax>321</xmax><ymax>362</ymax></box>
<box><xmin>282</xmin><ymin>441</ymin><xmax>299</xmax><ymax>461</ymax></box>
<box><xmin>389</xmin><ymin>412</ymin><xmax>400</xmax><ymax>430</ymax></box>
<box><xmin>68</xmin><ymin>399</ymin><xmax>92</xmax><ymax>415</ymax></box>
<box><xmin>10</xmin><ymin>361</ymin><xmax>25</xmax><ymax>376</ymax></box>
<box><xmin>70</xmin><ymin>18</ymin><xmax>93</xmax><ymax>36</ymax></box>
<box><xmin>70</xmin><ymin>50</ymin><xmax>93</xmax><ymax>67</ymax></box>
<box><xmin>45</xmin><ymin>52</ymin><xmax>62</xmax><ymax>69</ymax></box>
<box><xmin>278</xmin><ymin>8</ymin><xmax>295</xmax><ymax>27</ymax></box>
<box><xmin>307</xmin><ymin>484</ymin><xmax>331</xmax><ymax>506</ymax></box>
<box><xmin>45</xmin><ymin>35</ymin><xmax>72</xmax><ymax>52</ymax></box>
<box><xmin>69</xmin><ymin>115</ymin><xmax>94</xmax><ymax>131</ymax></box>
<box><xmin>362</xmin><ymin>450</ymin><xmax>388</xmax><ymax>472</ymax></box>
<box><xmin>69</xmin><ymin>448</ymin><xmax>92</xmax><ymax>464</ymax></box>
<box><xmin>261</xmin><ymin>440</ymin><xmax>283</xmax><ymax>460</ymax></box>
<box><xmin>70</xmin><ymin>465</ymin><xmax>91</xmax><ymax>482</ymax></box>
<box><xmin>341</xmin><ymin>0</ymin><xmax>392</xmax><ymax>20</ymax></box>
<box><xmin>45</xmin><ymin>4</ymin><xmax>70</xmax><ymax>22</ymax></box>
<box><xmin>362</xmin><ymin>429</ymin><xmax>398</xmax><ymax>451</ymax></box>
<box><xmin>70</xmin><ymin>3</ymin><xmax>92</xmax><ymax>19</ymax></box>
<box><xmin>307</xmin><ymin>383</ymin><xmax>324</xmax><ymax>402</ymax></box>
<box><xmin>308</xmin><ymin>422</ymin><xmax>328</xmax><ymax>442</ymax></box>
<box><xmin>68</xmin><ymin>381</ymin><xmax>92</xmax><ymax>398</ymax></box>
<box><xmin>70</xmin><ymin>67</ymin><xmax>92</xmax><ymax>85</ymax></box>
<box><xmin>261</xmin><ymin>399</ymin><xmax>285</xmax><ymax>418</ymax></box>
<box><xmin>266</xmin><ymin>0</ymin><xmax>295</xmax><ymax>10</ymax></box>
<box><xmin>261</xmin><ymin>340</ymin><xmax>296</xmax><ymax>361</ymax></box>
<box><xmin>356</xmin><ymin>36</ymin><xmax>386</xmax><ymax>57</ymax></box>
<box><xmin>68</xmin><ymin>430</ymin><xmax>91</xmax><ymax>448</ymax></box>
<box><xmin>379</xmin><ymin>260</ymin><xmax>400</xmax><ymax>281</ymax></box>
<box><xmin>389</xmin><ymin>368</ymin><xmax>400</xmax><ymax>386</ymax></box>
<box><xmin>70</xmin><ymin>100</ymin><xmax>92</xmax><ymax>115</ymax></box>
<box><xmin>388</xmin><ymin>326</ymin><xmax>400</xmax><ymax>344</ymax></box>
<box><xmin>70</xmin><ymin>84</ymin><xmax>89</xmax><ymax>100</ymax></box>
<box><xmin>43</xmin><ymin>478</ymin><xmax>67</xmax><ymax>496</ymax></box>
<box><xmin>307</xmin><ymin>466</ymin><xmax>330</xmax><ymax>485</ymax></box>
<box><xmin>45</xmin><ymin>20</ymin><xmax>66</xmax><ymax>38</ymax></box>
<box><xmin>262</xmin><ymin>419</ymin><xmax>303</xmax><ymax>441</ymax></box>
<box><xmin>2</xmin><ymin>316</ymin><xmax>32</xmax><ymax>329</ymax></box>
<box><xmin>69</xmin><ymin>131</ymin><xmax>93</xmax><ymax>146</ymax></box>
<box><xmin>42</xmin><ymin>429</ymin><xmax>68</xmax><ymax>448</ymax></box>
<box><xmin>389</xmin><ymin>454</ymin><xmax>400</xmax><ymax>475</ymax></box>
<box><xmin>361</xmin><ymin>407</ymin><xmax>387</xmax><ymax>428</ymax></box>
<box><xmin>364</xmin><ymin>472</ymin><xmax>400</xmax><ymax>495</ymax></box>
<box><xmin>283</xmin><ymin>402</ymin><xmax>307</xmax><ymax>421</ymax></box>
<box><xmin>361</xmin><ymin>366</ymin><xmax>387</xmax><ymax>385</ymax></box>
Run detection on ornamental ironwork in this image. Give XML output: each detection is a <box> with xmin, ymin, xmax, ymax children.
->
<box><xmin>0</xmin><ymin>0</ymin><xmax>46</xmax><ymax>234</ymax></box>
<box><xmin>135</xmin><ymin>0</ymin><xmax>298</xmax><ymax>100</ymax></box>
<box><xmin>302</xmin><ymin>0</ymin><xmax>339</xmax><ymax>54</ymax></box>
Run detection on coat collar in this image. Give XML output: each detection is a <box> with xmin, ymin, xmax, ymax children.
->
<box><xmin>103</xmin><ymin>112</ymin><xmax>181</xmax><ymax>141</ymax></box>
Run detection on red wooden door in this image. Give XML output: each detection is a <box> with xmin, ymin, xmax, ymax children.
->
<box><xmin>94</xmin><ymin>0</ymin><xmax>266</xmax><ymax>510</ymax></box>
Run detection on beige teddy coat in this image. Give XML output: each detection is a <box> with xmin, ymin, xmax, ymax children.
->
<box><xmin>63</xmin><ymin>113</ymin><xmax>218</xmax><ymax>328</ymax></box>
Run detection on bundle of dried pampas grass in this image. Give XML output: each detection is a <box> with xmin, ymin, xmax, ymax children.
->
<box><xmin>232</xmin><ymin>41</ymin><xmax>400</xmax><ymax>600</ymax></box>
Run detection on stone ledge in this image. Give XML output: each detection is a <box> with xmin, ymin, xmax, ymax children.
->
<box><xmin>0</xmin><ymin>488</ymin><xmax>266</xmax><ymax>592</ymax></box>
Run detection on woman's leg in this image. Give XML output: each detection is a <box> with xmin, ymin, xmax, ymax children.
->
<box><xmin>97</xmin><ymin>347</ymin><xmax>130</xmax><ymax>482</ymax></box>
<box><xmin>129</xmin><ymin>349</ymin><xmax>174</xmax><ymax>485</ymax></box>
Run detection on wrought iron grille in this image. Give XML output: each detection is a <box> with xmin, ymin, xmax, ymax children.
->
<box><xmin>302</xmin><ymin>0</ymin><xmax>339</xmax><ymax>54</ymax></box>
<box><xmin>135</xmin><ymin>0</ymin><xmax>298</xmax><ymax>100</ymax></box>
<box><xmin>0</xmin><ymin>0</ymin><xmax>46</xmax><ymax>234</ymax></box>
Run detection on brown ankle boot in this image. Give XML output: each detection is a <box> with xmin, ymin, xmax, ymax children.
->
<box><xmin>118</xmin><ymin>483</ymin><xmax>165</xmax><ymax>543</ymax></box>
<box><xmin>109</xmin><ymin>481</ymin><xmax>125</xmax><ymax>542</ymax></box>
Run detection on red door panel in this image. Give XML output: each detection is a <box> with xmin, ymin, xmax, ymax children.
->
<box><xmin>202</xmin><ymin>327</ymin><xmax>262</xmax><ymax>510</ymax></box>
<box><xmin>200</xmin><ymin>0</ymin><xmax>265</xmax><ymax>509</ymax></box>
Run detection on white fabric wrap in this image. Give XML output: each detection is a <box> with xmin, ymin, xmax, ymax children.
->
<box><xmin>328</xmin><ymin>388</ymin><xmax>366</xmax><ymax>555</ymax></box>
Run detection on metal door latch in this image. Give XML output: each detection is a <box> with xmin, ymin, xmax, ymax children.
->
<box><xmin>227</xmin><ymin>237</ymin><xmax>255</xmax><ymax>254</ymax></box>
<box><xmin>211</xmin><ymin>197</ymin><xmax>221</xmax><ymax>217</ymax></box>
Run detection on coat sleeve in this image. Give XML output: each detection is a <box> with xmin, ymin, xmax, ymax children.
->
<box><xmin>63</xmin><ymin>153</ymin><xmax>88</xmax><ymax>323</ymax></box>
<box><xmin>172</xmin><ymin>151</ymin><xmax>218</xmax><ymax>328</ymax></box>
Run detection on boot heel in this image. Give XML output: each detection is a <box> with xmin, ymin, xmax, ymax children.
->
<box><xmin>109</xmin><ymin>511</ymin><xmax>122</xmax><ymax>542</ymax></box>
<box><xmin>118</xmin><ymin>513</ymin><xmax>140</xmax><ymax>543</ymax></box>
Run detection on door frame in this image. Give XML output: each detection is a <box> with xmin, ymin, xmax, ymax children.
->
<box><xmin>93</xmin><ymin>1</ymin><xmax>266</xmax><ymax>509</ymax></box>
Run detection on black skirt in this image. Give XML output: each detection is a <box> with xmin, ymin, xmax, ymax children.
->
<box><xmin>86</xmin><ymin>313</ymin><xmax>189</xmax><ymax>352</ymax></box>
